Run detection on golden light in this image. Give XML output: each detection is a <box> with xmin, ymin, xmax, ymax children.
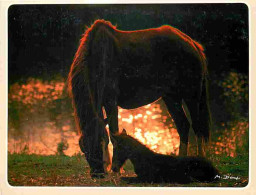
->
<box><xmin>8</xmin><ymin>80</ymin><xmax>249</xmax><ymax>158</ymax></box>
<box><xmin>117</xmin><ymin>102</ymin><xmax>180</xmax><ymax>155</ymax></box>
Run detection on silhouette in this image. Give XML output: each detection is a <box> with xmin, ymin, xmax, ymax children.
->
<box><xmin>68</xmin><ymin>19</ymin><xmax>211</xmax><ymax>177</ymax></box>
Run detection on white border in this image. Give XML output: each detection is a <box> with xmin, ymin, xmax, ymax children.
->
<box><xmin>1</xmin><ymin>0</ymin><xmax>255</xmax><ymax>195</ymax></box>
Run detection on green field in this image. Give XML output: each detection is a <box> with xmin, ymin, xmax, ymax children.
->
<box><xmin>8</xmin><ymin>152</ymin><xmax>248</xmax><ymax>187</ymax></box>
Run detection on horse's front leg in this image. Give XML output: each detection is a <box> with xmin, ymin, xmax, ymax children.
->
<box><xmin>102</xmin><ymin>127</ymin><xmax>112</xmax><ymax>172</ymax></box>
<box><xmin>104</xmin><ymin>103</ymin><xmax>119</xmax><ymax>134</ymax></box>
<box><xmin>103</xmin><ymin>96</ymin><xmax>120</xmax><ymax>170</ymax></box>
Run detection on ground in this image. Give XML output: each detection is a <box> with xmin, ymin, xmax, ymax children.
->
<box><xmin>8</xmin><ymin>153</ymin><xmax>248</xmax><ymax>187</ymax></box>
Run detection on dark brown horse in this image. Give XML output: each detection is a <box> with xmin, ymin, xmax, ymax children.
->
<box><xmin>68</xmin><ymin>19</ymin><xmax>211</xmax><ymax>177</ymax></box>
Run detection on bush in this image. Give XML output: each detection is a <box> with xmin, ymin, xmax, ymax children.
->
<box><xmin>210</xmin><ymin>71</ymin><xmax>248</xmax><ymax>126</ymax></box>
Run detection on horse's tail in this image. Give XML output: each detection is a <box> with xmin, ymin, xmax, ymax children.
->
<box><xmin>68</xmin><ymin>20</ymin><xmax>116</xmax><ymax>173</ymax></box>
<box><xmin>193</xmin><ymin>41</ymin><xmax>212</xmax><ymax>142</ymax></box>
<box><xmin>199</xmin><ymin>74</ymin><xmax>212</xmax><ymax>142</ymax></box>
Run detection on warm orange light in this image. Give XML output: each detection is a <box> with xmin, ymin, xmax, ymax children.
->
<box><xmin>8</xmin><ymin>80</ymin><xmax>249</xmax><ymax>158</ymax></box>
<box><xmin>117</xmin><ymin>103</ymin><xmax>180</xmax><ymax>155</ymax></box>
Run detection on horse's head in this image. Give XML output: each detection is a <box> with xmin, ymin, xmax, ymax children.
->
<box><xmin>79</xmin><ymin>135</ymin><xmax>106</xmax><ymax>178</ymax></box>
<box><xmin>111</xmin><ymin>129</ymin><xmax>130</xmax><ymax>173</ymax></box>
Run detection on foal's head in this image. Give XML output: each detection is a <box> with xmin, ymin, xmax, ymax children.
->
<box><xmin>111</xmin><ymin>129</ymin><xmax>131</xmax><ymax>172</ymax></box>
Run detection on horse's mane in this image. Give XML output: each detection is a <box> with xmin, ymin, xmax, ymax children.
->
<box><xmin>89</xmin><ymin>19</ymin><xmax>117</xmax><ymax>31</ymax></box>
<box><xmin>68</xmin><ymin>19</ymin><xmax>116</xmax><ymax>86</ymax></box>
<box><xmin>67</xmin><ymin>19</ymin><xmax>116</xmax><ymax>135</ymax></box>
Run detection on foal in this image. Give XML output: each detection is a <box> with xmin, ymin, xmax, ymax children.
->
<box><xmin>112</xmin><ymin>129</ymin><xmax>219</xmax><ymax>183</ymax></box>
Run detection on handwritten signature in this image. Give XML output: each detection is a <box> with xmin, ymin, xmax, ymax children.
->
<box><xmin>214</xmin><ymin>174</ymin><xmax>240</xmax><ymax>180</ymax></box>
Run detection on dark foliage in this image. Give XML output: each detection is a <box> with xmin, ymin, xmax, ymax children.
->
<box><xmin>8</xmin><ymin>4</ymin><xmax>248</xmax><ymax>84</ymax></box>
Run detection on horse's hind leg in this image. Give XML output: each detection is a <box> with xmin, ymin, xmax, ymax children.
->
<box><xmin>163</xmin><ymin>96</ymin><xmax>190</xmax><ymax>156</ymax></box>
<box><xmin>184</xmin><ymin>98</ymin><xmax>207</xmax><ymax>156</ymax></box>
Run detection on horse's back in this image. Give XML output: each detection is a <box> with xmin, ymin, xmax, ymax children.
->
<box><xmin>88</xmin><ymin>20</ymin><xmax>206</xmax><ymax>108</ymax></box>
<box><xmin>89</xmin><ymin>20</ymin><xmax>204</xmax><ymax>66</ymax></box>
<box><xmin>115</xmin><ymin>25</ymin><xmax>204</xmax><ymax>108</ymax></box>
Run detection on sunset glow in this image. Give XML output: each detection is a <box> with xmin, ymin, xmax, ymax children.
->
<box><xmin>8</xmin><ymin>80</ymin><xmax>248</xmax><ymax>158</ymax></box>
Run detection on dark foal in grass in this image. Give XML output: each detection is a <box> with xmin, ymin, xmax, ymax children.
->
<box><xmin>112</xmin><ymin>129</ymin><xmax>219</xmax><ymax>183</ymax></box>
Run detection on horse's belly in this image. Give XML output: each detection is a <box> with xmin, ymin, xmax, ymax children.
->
<box><xmin>117</xmin><ymin>81</ymin><xmax>160</xmax><ymax>109</ymax></box>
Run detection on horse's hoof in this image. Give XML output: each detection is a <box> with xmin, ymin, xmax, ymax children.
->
<box><xmin>111</xmin><ymin>166</ymin><xmax>120</xmax><ymax>173</ymax></box>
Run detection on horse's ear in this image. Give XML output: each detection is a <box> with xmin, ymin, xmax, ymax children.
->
<box><xmin>121</xmin><ymin>129</ymin><xmax>127</xmax><ymax>135</ymax></box>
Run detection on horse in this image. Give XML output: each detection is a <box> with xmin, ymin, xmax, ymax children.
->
<box><xmin>111</xmin><ymin>129</ymin><xmax>219</xmax><ymax>183</ymax></box>
<box><xmin>68</xmin><ymin>19</ymin><xmax>211</xmax><ymax>177</ymax></box>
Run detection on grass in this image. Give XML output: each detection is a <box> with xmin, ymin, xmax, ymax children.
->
<box><xmin>8</xmin><ymin>152</ymin><xmax>248</xmax><ymax>187</ymax></box>
<box><xmin>8</xmin><ymin>119</ymin><xmax>249</xmax><ymax>187</ymax></box>
<box><xmin>8</xmin><ymin>153</ymin><xmax>137</xmax><ymax>186</ymax></box>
